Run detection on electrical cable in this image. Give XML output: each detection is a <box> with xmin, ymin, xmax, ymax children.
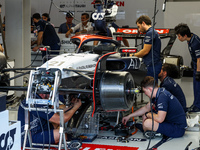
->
<box><xmin>35</xmin><ymin>102</ymin><xmax>45</xmax><ymax>149</ymax></box>
<box><xmin>146</xmin><ymin>0</ymin><xmax>158</xmax><ymax>149</ymax></box>
<box><xmin>47</xmin><ymin>103</ymin><xmax>51</xmax><ymax>150</ymax></box>
<box><xmin>25</xmin><ymin>49</ymin><xmax>40</xmax><ymax>68</ymax></box>
<box><xmin>34</xmin><ymin>87</ymin><xmax>45</xmax><ymax>149</ymax></box>
<box><xmin>48</xmin><ymin>0</ymin><xmax>80</xmax><ymax>22</ymax></box>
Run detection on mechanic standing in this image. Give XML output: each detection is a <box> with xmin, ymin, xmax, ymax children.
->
<box><xmin>122</xmin><ymin>76</ymin><xmax>187</xmax><ymax>138</ymax></box>
<box><xmin>174</xmin><ymin>23</ymin><xmax>200</xmax><ymax>112</ymax></box>
<box><xmin>134</xmin><ymin>15</ymin><xmax>162</xmax><ymax>82</ymax></box>
<box><xmin>32</xmin><ymin>13</ymin><xmax>60</xmax><ymax>59</ymax></box>
<box><xmin>158</xmin><ymin>63</ymin><xmax>187</xmax><ymax>112</ymax></box>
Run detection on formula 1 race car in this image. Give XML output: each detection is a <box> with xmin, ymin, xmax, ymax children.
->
<box><xmin>0</xmin><ymin>34</ymin><xmax>146</xmax><ymax>148</ymax></box>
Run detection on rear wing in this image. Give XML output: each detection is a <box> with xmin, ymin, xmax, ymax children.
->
<box><xmin>113</xmin><ymin>28</ymin><xmax>176</xmax><ymax>56</ymax></box>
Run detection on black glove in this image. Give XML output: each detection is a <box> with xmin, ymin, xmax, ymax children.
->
<box><xmin>195</xmin><ymin>71</ymin><xmax>200</xmax><ymax>81</ymax></box>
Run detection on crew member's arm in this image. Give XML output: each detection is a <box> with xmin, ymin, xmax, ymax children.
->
<box><xmin>197</xmin><ymin>58</ymin><xmax>200</xmax><ymax>71</ymax></box>
<box><xmin>122</xmin><ymin>38</ymin><xmax>129</xmax><ymax>47</ymax></box>
<box><xmin>122</xmin><ymin>102</ymin><xmax>151</xmax><ymax>124</ymax></box>
<box><xmin>0</xmin><ymin>45</ymin><xmax>4</xmax><ymax>53</ymax></box>
<box><xmin>195</xmin><ymin>58</ymin><xmax>200</xmax><ymax>81</ymax></box>
<box><xmin>66</xmin><ymin>23</ymin><xmax>81</xmax><ymax>37</ymax></box>
<box><xmin>65</xmin><ymin>29</ymin><xmax>73</xmax><ymax>38</ymax></box>
<box><xmin>32</xmin><ymin>31</ymin><xmax>43</xmax><ymax>52</ymax></box>
<box><xmin>134</xmin><ymin>44</ymin><xmax>152</xmax><ymax>57</ymax></box>
<box><xmin>145</xmin><ymin>110</ymin><xmax>166</xmax><ymax>123</ymax></box>
<box><xmin>49</xmin><ymin>98</ymin><xmax>82</xmax><ymax>124</ymax></box>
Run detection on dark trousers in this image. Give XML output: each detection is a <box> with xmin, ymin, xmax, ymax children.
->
<box><xmin>193</xmin><ymin>68</ymin><xmax>200</xmax><ymax>108</ymax></box>
<box><xmin>146</xmin><ymin>61</ymin><xmax>162</xmax><ymax>83</ymax></box>
<box><xmin>42</xmin><ymin>43</ymin><xmax>60</xmax><ymax>63</ymax></box>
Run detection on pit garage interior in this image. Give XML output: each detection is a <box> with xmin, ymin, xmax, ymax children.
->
<box><xmin>0</xmin><ymin>0</ymin><xmax>200</xmax><ymax>150</ymax></box>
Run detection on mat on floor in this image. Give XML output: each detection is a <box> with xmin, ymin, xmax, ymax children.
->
<box><xmin>80</xmin><ymin>143</ymin><xmax>139</xmax><ymax>150</ymax></box>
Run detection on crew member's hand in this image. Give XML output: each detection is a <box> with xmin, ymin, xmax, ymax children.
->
<box><xmin>65</xmin><ymin>32</ymin><xmax>71</xmax><ymax>38</ymax></box>
<box><xmin>75</xmin><ymin>32</ymin><xmax>81</xmax><ymax>36</ymax></box>
<box><xmin>0</xmin><ymin>45</ymin><xmax>4</xmax><ymax>53</ymax></box>
<box><xmin>195</xmin><ymin>71</ymin><xmax>200</xmax><ymax>81</ymax></box>
<box><xmin>32</xmin><ymin>46</ymin><xmax>39</xmax><ymax>52</ymax></box>
<box><xmin>122</xmin><ymin>116</ymin><xmax>130</xmax><ymax>125</ymax></box>
<box><xmin>73</xmin><ymin>98</ymin><xmax>82</xmax><ymax>109</ymax></box>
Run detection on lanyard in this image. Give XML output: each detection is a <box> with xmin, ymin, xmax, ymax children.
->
<box><xmin>66</xmin><ymin>23</ymin><xmax>72</xmax><ymax>30</ymax></box>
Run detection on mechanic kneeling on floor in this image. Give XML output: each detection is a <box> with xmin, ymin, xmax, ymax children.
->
<box><xmin>18</xmin><ymin>94</ymin><xmax>82</xmax><ymax>146</ymax></box>
<box><xmin>122</xmin><ymin>76</ymin><xmax>187</xmax><ymax>138</ymax></box>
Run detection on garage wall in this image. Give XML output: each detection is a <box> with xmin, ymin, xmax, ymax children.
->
<box><xmin>164</xmin><ymin>2</ymin><xmax>200</xmax><ymax>67</ymax></box>
<box><xmin>30</xmin><ymin>0</ymin><xmax>165</xmax><ymax>29</ymax></box>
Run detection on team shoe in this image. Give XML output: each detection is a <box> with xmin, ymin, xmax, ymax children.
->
<box><xmin>143</xmin><ymin>130</ymin><xmax>163</xmax><ymax>139</ymax></box>
<box><xmin>188</xmin><ymin>105</ymin><xmax>200</xmax><ymax>113</ymax></box>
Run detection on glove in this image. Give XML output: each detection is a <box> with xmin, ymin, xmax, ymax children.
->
<box><xmin>195</xmin><ymin>71</ymin><xmax>200</xmax><ymax>81</ymax></box>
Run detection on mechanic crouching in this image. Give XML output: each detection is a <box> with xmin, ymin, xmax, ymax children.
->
<box><xmin>18</xmin><ymin>94</ymin><xmax>81</xmax><ymax>146</ymax></box>
<box><xmin>122</xmin><ymin>76</ymin><xmax>187</xmax><ymax>138</ymax></box>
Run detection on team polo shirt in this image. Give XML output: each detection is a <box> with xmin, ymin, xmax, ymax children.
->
<box><xmin>35</xmin><ymin>20</ymin><xmax>60</xmax><ymax>46</ymax></box>
<box><xmin>152</xmin><ymin>88</ymin><xmax>187</xmax><ymax>129</ymax></box>
<box><xmin>187</xmin><ymin>33</ymin><xmax>200</xmax><ymax>69</ymax></box>
<box><xmin>58</xmin><ymin>23</ymin><xmax>76</xmax><ymax>33</ymax></box>
<box><xmin>18</xmin><ymin>99</ymin><xmax>55</xmax><ymax>139</ymax></box>
<box><xmin>143</xmin><ymin>27</ymin><xmax>161</xmax><ymax>66</ymax></box>
<box><xmin>160</xmin><ymin>76</ymin><xmax>187</xmax><ymax>112</ymax></box>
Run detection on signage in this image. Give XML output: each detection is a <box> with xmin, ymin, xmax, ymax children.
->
<box><xmin>117</xmin><ymin>28</ymin><xmax>170</xmax><ymax>34</ymax></box>
<box><xmin>0</xmin><ymin>110</ymin><xmax>21</xmax><ymax>150</ymax></box>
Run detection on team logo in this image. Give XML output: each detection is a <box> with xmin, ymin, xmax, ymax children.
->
<box><xmin>0</xmin><ymin>128</ymin><xmax>16</xmax><ymax>150</ymax></box>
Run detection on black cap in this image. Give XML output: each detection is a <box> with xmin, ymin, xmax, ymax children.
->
<box><xmin>66</xmin><ymin>12</ymin><xmax>74</xmax><ymax>18</ymax></box>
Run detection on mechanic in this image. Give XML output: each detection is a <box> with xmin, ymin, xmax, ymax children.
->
<box><xmin>42</xmin><ymin>13</ymin><xmax>50</xmax><ymax>22</ymax></box>
<box><xmin>42</xmin><ymin>13</ymin><xmax>54</xmax><ymax>27</ymax></box>
<box><xmin>65</xmin><ymin>13</ymin><xmax>93</xmax><ymax>38</ymax></box>
<box><xmin>18</xmin><ymin>94</ymin><xmax>82</xmax><ymax>146</ymax></box>
<box><xmin>31</xmin><ymin>13</ymin><xmax>60</xmax><ymax>59</ymax></box>
<box><xmin>174</xmin><ymin>23</ymin><xmax>200</xmax><ymax>112</ymax></box>
<box><xmin>122</xmin><ymin>76</ymin><xmax>187</xmax><ymax>138</ymax></box>
<box><xmin>158</xmin><ymin>63</ymin><xmax>187</xmax><ymax>112</ymax></box>
<box><xmin>58</xmin><ymin>12</ymin><xmax>76</xmax><ymax>34</ymax></box>
<box><xmin>134</xmin><ymin>15</ymin><xmax>162</xmax><ymax>83</ymax></box>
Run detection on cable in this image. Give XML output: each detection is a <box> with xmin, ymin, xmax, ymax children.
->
<box><xmin>25</xmin><ymin>49</ymin><xmax>40</xmax><ymax>68</ymax></box>
<box><xmin>47</xmin><ymin>103</ymin><xmax>51</xmax><ymax>150</ymax></box>
<box><xmin>49</xmin><ymin>0</ymin><xmax>80</xmax><ymax>22</ymax></box>
<box><xmin>35</xmin><ymin>102</ymin><xmax>45</xmax><ymax>150</ymax></box>
<box><xmin>146</xmin><ymin>0</ymin><xmax>158</xmax><ymax>149</ymax></box>
<box><xmin>34</xmin><ymin>88</ymin><xmax>45</xmax><ymax>149</ymax></box>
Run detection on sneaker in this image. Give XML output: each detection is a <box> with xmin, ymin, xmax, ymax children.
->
<box><xmin>188</xmin><ymin>105</ymin><xmax>200</xmax><ymax>113</ymax></box>
<box><xmin>143</xmin><ymin>130</ymin><xmax>162</xmax><ymax>139</ymax></box>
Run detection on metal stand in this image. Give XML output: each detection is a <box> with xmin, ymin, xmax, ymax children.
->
<box><xmin>22</xmin><ymin>107</ymin><xmax>67</xmax><ymax>150</ymax></box>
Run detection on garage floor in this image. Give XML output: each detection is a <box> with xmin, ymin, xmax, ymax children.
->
<box><xmin>8</xmin><ymin>77</ymin><xmax>200</xmax><ymax>150</ymax></box>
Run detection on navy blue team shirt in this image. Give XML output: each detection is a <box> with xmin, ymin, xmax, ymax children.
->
<box><xmin>152</xmin><ymin>88</ymin><xmax>187</xmax><ymax>129</ymax></box>
<box><xmin>18</xmin><ymin>95</ymin><xmax>65</xmax><ymax>145</ymax></box>
<box><xmin>187</xmin><ymin>33</ymin><xmax>200</xmax><ymax>69</ymax></box>
<box><xmin>58</xmin><ymin>23</ymin><xmax>76</xmax><ymax>33</ymax></box>
<box><xmin>143</xmin><ymin>27</ymin><xmax>161</xmax><ymax>66</ymax></box>
<box><xmin>35</xmin><ymin>20</ymin><xmax>60</xmax><ymax>46</ymax></box>
<box><xmin>160</xmin><ymin>76</ymin><xmax>187</xmax><ymax>112</ymax></box>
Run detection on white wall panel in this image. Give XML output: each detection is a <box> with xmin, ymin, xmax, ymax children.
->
<box><xmin>164</xmin><ymin>2</ymin><xmax>200</xmax><ymax>67</ymax></box>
